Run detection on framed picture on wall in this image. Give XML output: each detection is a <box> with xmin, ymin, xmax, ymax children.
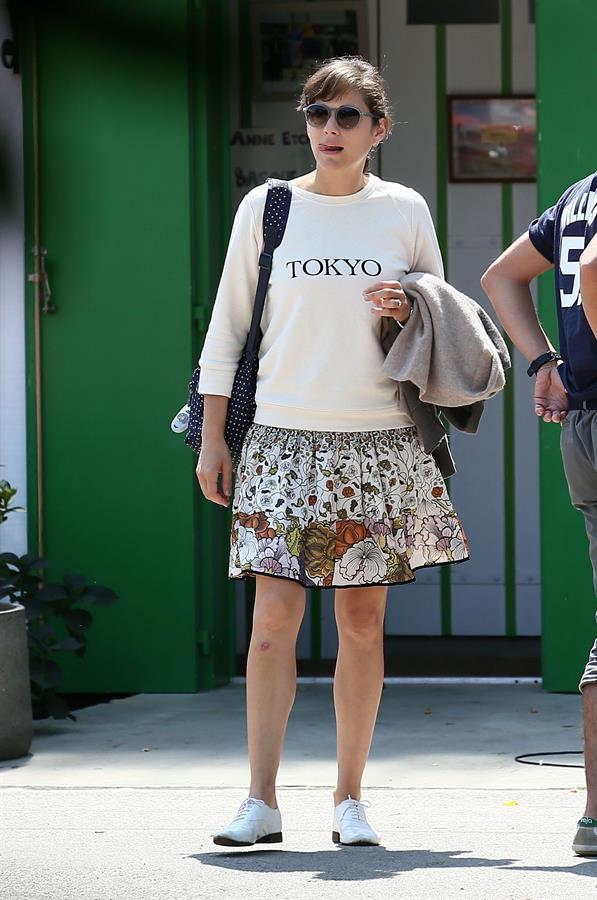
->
<box><xmin>448</xmin><ymin>95</ymin><xmax>536</xmax><ymax>182</ymax></box>
<box><xmin>250</xmin><ymin>1</ymin><xmax>369</xmax><ymax>102</ymax></box>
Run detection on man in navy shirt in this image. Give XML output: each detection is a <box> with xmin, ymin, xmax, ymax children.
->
<box><xmin>481</xmin><ymin>170</ymin><xmax>597</xmax><ymax>856</ymax></box>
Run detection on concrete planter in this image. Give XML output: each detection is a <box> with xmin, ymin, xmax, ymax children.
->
<box><xmin>0</xmin><ymin>602</ymin><xmax>33</xmax><ymax>760</ymax></box>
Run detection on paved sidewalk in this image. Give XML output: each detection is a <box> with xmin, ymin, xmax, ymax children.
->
<box><xmin>1</xmin><ymin>683</ymin><xmax>595</xmax><ymax>899</ymax></box>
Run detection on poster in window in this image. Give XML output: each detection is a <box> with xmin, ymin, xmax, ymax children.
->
<box><xmin>251</xmin><ymin>1</ymin><xmax>368</xmax><ymax>102</ymax></box>
<box><xmin>448</xmin><ymin>96</ymin><xmax>536</xmax><ymax>182</ymax></box>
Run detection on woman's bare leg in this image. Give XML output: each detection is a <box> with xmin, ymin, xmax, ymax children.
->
<box><xmin>333</xmin><ymin>586</ymin><xmax>387</xmax><ymax>805</ymax></box>
<box><xmin>246</xmin><ymin>575</ymin><xmax>306</xmax><ymax>807</ymax></box>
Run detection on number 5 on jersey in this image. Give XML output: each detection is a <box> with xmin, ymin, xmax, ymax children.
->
<box><xmin>559</xmin><ymin>235</ymin><xmax>585</xmax><ymax>308</ymax></box>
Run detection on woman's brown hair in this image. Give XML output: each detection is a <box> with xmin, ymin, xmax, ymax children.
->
<box><xmin>297</xmin><ymin>56</ymin><xmax>393</xmax><ymax>172</ymax></box>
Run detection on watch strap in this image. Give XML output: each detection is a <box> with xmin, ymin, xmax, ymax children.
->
<box><xmin>526</xmin><ymin>351</ymin><xmax>562</xmax><ymax>377</ymax></box>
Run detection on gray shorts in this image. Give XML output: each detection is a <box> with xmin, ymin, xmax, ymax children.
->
<box><xmin>560</xmin><ymin>411</ymin><xmax>597</xmax><ymax>692</ymax></box>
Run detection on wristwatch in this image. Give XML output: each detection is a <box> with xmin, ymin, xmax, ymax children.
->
<box><xmin>526</xmin><ymin>351</ymin><xmax>563</xmax><ymax>377</ymax></box>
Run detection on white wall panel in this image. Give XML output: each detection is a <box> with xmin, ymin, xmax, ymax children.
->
<box><xmin>385</xmin><ymin>572</ymin><xmax>441</xmax><ymax>635</ymax></box>
<box><xmin>512</xmin><ymin>178</ymin><xmax>541</xmax><ymax>635</ymax></box>
<box><xmin>512</xmin><ymin>0</ymin><xmax>535</xmax><ymax>92</ymax></box>
<box><xmin>296</xmin><ymin>599</ymin><xmax>312</xmax><ymax>659</ymax></box>
<box><xmin>0</xmin><ymin>3</ymin><xmax>28</xmax><ymax>556</ymax></box>
<box><xmin>446</xmin><ymin>24</ymin><xmax>503</xmax><ymax>635</ymax></box>
<box><xmin>449</xmin><ymin>383</ymin><xmax>505</xmax><ymax>586</ymax></box>
<box><xmin>235</xmin><ymin>585</ymin><xmax>246</xmax><ymax>653</ymax></box>
<box><xmin>512</xmin><ymin>4</ymin><xmax>540</xmax><ymax>636</ymax></box>
<box><xmin>320</xmin><ymin>588</ymin><xmax>338</xmax><ymax>658</ymax></box>
<box><xmin>447</xmin><ymin>218</ymin><xmax>504</xmax><ymax>567</ymax></box>
<box><xmin>516</xmin><ymin>584</ymin><xmax>541</xmax><ymax>635</ymax></box>
<box><xmin>451</xmin><ymin>586</ymin><xmax>506</xmax><ymax>636</ymax></box>
<box><xmin>446</xmin><ymin>24</ymin><xmax>501</xmax><ymax>93</ymax></box>
<box><xmin>380</xmin><ymin>0</ymin><xmax>437</xmax><ymax>217</ymax></box>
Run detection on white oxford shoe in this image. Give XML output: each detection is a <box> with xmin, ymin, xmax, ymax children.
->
<box><xmin>213</xmin><ymin>797</ymin><xmax>283</xmax><ymax>847</ymax></box>
<box><xmin>332</xmin><ymin>795</ymin><xmax>380</xmax><ymax>846</ymax></box>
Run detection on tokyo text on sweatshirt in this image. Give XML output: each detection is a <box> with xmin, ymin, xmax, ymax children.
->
<box><xmin>198</xmin><ymin>173</ymin><xmax>444</xmax><ymax>431</ymax></box>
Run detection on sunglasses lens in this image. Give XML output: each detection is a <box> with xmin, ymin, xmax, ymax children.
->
<box><xmin>336</xmin><ymin>106</ymin><xmax>361</xmax><ymax>129</ymax></box>
<box><xmin>304</xmin><ymin>104</ymin><xmax>365</xmax><ymax>129</ymax></box>
<box><xmin>305</xmin><ymin>105</ymin><xmax>329</xmax><ymax>127</ymax></box>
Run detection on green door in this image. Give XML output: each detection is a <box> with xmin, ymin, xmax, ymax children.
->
<box><xmin>536</xmin><ymin>0</ymin><xmax>597</xmax><ymax>691</ymax></box>
<box><xmin>20</xmin><ymin>0</ymin><xmax>234</xmax><ymax>692</ymax></box>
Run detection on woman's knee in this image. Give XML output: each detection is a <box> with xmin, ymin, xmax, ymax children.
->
<box><xmin>252</xmin><ymin>577</ymin><xmax>306</xmax><ymax>636</ymax></box>
<box><xmin>336</xmin><ymin>591</ymin><xmax>386</xmax><ymax>642</ymax></box>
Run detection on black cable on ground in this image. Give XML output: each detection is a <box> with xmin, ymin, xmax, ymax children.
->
<box><xmin>514</xmin><ymin>751</ymin><xmax>584</xmax><ymax>768</ymax></box>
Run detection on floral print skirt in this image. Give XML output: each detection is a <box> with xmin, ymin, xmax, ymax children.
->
<box><xmin>229</xmin><ymin>424</ymin><xmax>469</xmax><ymax>589</ymax></box>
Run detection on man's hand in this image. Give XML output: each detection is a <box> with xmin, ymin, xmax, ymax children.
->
<box><xmin>534</xmin><ymin>363</ymin><xmax>568</xmax><ymax>423</ymax></box>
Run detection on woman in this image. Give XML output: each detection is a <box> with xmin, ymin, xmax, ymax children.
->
<box><xmin>197</xmin><ymin>56</ymin><xmax>468</xmax><ymax>847</ymax></box>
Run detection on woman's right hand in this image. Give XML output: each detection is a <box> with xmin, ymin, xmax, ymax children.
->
<box><xmin>196</xmin><ymin>437</ymin><xmax>233</xmax><ymax>506</ymax></box>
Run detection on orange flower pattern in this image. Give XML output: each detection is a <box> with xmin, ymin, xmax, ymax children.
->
<box><xmin>229</xmin><ymin>424</ymin><xmax>469</xmax><ymax>588</ymax></box>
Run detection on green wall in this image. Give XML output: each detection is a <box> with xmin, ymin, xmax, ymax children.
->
<box><xmin>536</xmin><ymin>0</ymin><xmax>597</xmax><ymax>691</ymax></box>
<box><xmin>21</xmin><ymin>0</ymin><xmax>235</xmax><ymax>693</ymax></box>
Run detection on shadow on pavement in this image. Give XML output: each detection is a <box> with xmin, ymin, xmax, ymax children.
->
<box><xmin>191</xmin><ymin>848</ymin><xmax>517</xmax><ymax>881</ymax></box>
<box><xmin>507</xmin><ymin>862</ymin><xmax>597</xmax><ymax>877</ymax></box>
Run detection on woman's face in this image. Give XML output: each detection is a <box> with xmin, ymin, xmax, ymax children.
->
<box><xmin>304</xmin><ymin>88</ymin><xmax>388</xmax><ymax>175</ymax></box>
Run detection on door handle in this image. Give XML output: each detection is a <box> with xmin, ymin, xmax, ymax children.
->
<box><xmin>28</xmin><ymin>246</ymin><xmax>55</xmax><ymax>314</ymax></box>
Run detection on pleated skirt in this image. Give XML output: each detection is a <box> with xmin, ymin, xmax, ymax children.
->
<box><xmin>229</xmin><ymin>423</ymin><xmax>469</xmax><ymax>589</ymax></box>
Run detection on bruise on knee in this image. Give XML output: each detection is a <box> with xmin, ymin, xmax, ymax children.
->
<box><xmin>260</xmin><ymin>641</ymin><xmax>271</xmax><ymax>651</ymax></box>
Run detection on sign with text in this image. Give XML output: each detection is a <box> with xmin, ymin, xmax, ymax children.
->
<box><xmin>230</xmin><ymin>128</ymin><xmax>313</xmax><ymax>210</ymax></box>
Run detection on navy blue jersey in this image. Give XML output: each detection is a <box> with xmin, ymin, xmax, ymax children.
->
<box><xmin>528</xmin><ymin>171</ymin><xmax>597</xmax><ymax>402</ymax></box>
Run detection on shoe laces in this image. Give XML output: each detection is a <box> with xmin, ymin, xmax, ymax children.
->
<box><xmin>234</xmin><ymin>797</ymin><xmax>264</xmax><ymax>822</ymax></box>
<box><xmin>340</xmin><ymin>795</ymin><xmax>371</xmax><ymax>824</ymax></box>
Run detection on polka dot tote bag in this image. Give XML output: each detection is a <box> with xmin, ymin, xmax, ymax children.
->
<box><xmin>171</xmin><ymin>179</ymin><xmax>292</xmax><ymax>468</ymax></box>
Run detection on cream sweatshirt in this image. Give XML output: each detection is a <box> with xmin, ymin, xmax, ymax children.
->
<box><xmin>198</xmin><ymin>173</ymin><xmax>444</xmax><ymax>431</ymax></box>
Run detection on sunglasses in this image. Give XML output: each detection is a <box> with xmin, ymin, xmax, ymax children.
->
<box><xmin>303</xmin><ymin>103</ymin><xmax>378</xmax><ymax>130</ymax></box>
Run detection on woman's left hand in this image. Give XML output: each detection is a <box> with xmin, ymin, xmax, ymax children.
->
<box><xmin>363</xmin><ymin>280</ymin><xmax>412</xmax><ymax>324</ymax></box>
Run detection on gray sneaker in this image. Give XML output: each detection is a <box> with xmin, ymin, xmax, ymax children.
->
<box><xmin>572</xmin><ymin>817</ymin><xmax>597</xmax><ymax>856</ymax></box>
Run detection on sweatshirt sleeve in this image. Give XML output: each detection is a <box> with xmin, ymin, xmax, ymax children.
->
<box><xmin>197</xmin><ymin>192</ymin><xmax>261</xmax><ymax>396</ymax></box>
<box><xmin>410</xmin><ymin>191</ymin><xmax>445</xmax><ymax>280</ymax></box>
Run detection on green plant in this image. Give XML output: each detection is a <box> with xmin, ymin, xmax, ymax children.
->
<box><xmin>0</xmin><ymin>478</ymin><xmax>118</xmax><ymax>720</ymax></box>
<box><xmin>0</xmin><ymin>478</ymin><xmax>24</xmax><ymax>524</ymax></box>
<box><xmin>0</xmin><ymin>554</ymin><xmax>117</xmax><ymax>719</ymax></box>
